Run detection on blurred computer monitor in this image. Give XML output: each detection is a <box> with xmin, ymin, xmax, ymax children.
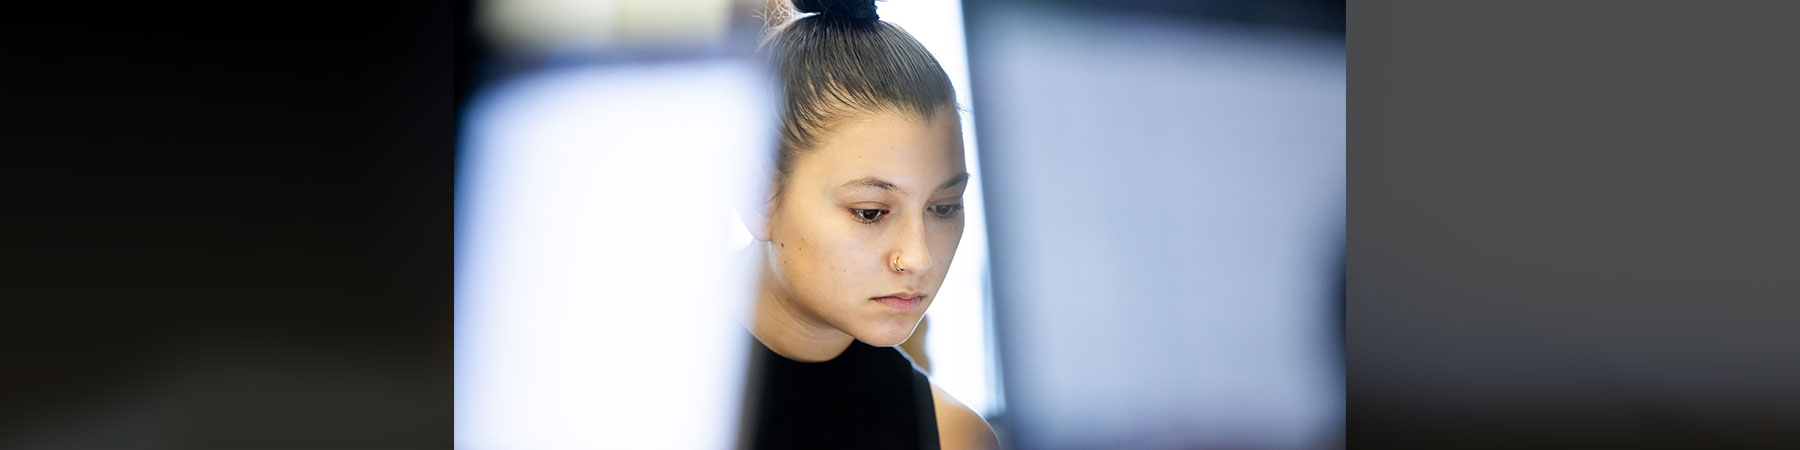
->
<box><xmin>965</xmin><ymin>2</ymin><xmax>1345</xmax><ymax>448</ymax></box>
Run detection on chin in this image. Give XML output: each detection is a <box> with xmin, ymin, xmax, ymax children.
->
<box><xmin>850</xmin><ymin>317</ymin><xmax>924</xmax><ymax>347</ymax></box>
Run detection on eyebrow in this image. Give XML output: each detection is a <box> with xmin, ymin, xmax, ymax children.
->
<box><xmin>839</xmin><ymin>172</ymin><xmax>971</xmax><ymax>195</ymax></box>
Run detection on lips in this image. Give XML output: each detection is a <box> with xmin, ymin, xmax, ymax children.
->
<box><xmin>871</xmin><ymin>293</ymin><xmax>925</xmax><ymax>313</ymax></box>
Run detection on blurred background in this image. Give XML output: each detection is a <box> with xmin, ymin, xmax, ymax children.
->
<box><xmin>5</xmin><ymin>1</ymin><xmax>454</xmax><ymax>448</ymax></box>
<box><xmin>22</xmin><ymin>1</ymin><xmax>1800</xmax><ymax>448</ymax></box>
<box><xmin>454</xmin><ymin>0</ymin><xmax>1341</xmax><ymax>448</ymax></box>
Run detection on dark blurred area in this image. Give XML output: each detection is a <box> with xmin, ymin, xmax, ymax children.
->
<box><xmin>6</xmin><ymin>1</ymin><xmax>451</xmax><ymax>448</ymax></box>
<box><xmin>1353</xmin><ymin>2</ymin><xmax>1800</xmax><ymax>449</ymax></box>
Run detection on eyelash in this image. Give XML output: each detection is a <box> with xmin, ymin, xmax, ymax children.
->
<box><xmin>849</xmin><ymin>205</ymin><xmax>964</xmax><ymax>224</ymax></box>
<box><xmin>851</xmin><ymin>209</ymin><xmax>888</xmax><ymax>223</ymax></box>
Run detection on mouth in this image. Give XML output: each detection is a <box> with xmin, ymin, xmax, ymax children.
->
<box><xmin>870</xmin><ymin>293</ymin><xmax>926</xmax><ymax>313</ymax></box>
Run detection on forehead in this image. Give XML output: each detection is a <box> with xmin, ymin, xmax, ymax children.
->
<box><xmin>794</xmin><ymin>110</ymin><xmax>966</xmax><ymax>187</ymax></box>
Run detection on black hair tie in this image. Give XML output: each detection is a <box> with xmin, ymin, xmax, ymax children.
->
<box><xmin>794</xmin><ymin>0</ymin><xmax>879</xmax><ymax>21</ymax></box>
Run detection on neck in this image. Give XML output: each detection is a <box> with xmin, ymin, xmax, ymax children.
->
<box><xmin>743</xmin><ymin>244</ymin><xmax>855</xmax><ymax>362</ymax></box>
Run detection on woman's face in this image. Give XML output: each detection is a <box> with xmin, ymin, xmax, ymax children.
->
<box><xmin>764</xmin><ymin>107</ymin><xmax>967</xmax><ymax>347</ymax></box>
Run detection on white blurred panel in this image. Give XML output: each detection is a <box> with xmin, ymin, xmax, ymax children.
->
<box><xmin>455</xmin><ymin>60</ymin><xmax>770</xmax><ymax>449</ymax></box>
<box><xmin>972</xmin><ymin>7</ymin><xmax>1345</xmax><ymax>450</ymax></box>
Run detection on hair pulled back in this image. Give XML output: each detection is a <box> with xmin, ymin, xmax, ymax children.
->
<box><xmin>760</xmin><ymin>0</ymin><xmax>958</xmax><ymax>193</ymax></box>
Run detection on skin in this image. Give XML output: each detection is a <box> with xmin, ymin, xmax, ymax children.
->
<box><xmin>742</xmin><ymin>106</ymin><xmax>999</xmax><ymax>449</ymax></box>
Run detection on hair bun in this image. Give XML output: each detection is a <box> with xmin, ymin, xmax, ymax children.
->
<box><xmin>794</xmin><ymin>0</ymin><xmax>879</xmax><ymax>21</ymax></box>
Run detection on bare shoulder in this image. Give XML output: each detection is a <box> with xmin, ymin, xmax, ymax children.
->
<box><xmin>930</xmin><ymin>382</ymin><xmax>999</xmax><ymax>450</ymax></box>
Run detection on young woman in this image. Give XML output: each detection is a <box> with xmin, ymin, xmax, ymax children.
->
<box><xmin>736</xmin><ymin>0</ymin><xmax>999</xmax><ymax>448</ymax></box>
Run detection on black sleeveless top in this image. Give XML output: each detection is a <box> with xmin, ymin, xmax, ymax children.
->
<box><xmin>738</xmin><ymin>334</ymin><xmax>940</xmax><ymax>449</ymax></box>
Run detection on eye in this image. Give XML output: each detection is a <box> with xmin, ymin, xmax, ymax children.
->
<box><xmin>851</xmin><ymin>208</ymin><xmax>888</xmax><ymax>223</ymax></box>
<box><xmin>929</xmin><ymin>204</ymin><xmax>964</xmax><ymax>218</ymax></box>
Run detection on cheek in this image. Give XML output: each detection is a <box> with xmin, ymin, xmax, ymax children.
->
<box><xmin>930</xmin><ymin>221</ymin><xmax>965</xmax><ymax>265</ymax></box>
<box><xmin>776</xmin><ymin>218</ymin><xmax>874</xmax><ymax>296</ymax></box>
<box><xmin>812</xmin><ymin>231</ymin><xmax>880</xmax><ymax>283</ymax></box>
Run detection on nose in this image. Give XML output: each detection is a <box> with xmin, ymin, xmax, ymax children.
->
<box><xmin>888</xmin><ymin>213</ymin><xmax>933</xmax><ymax>274</ymax></box>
